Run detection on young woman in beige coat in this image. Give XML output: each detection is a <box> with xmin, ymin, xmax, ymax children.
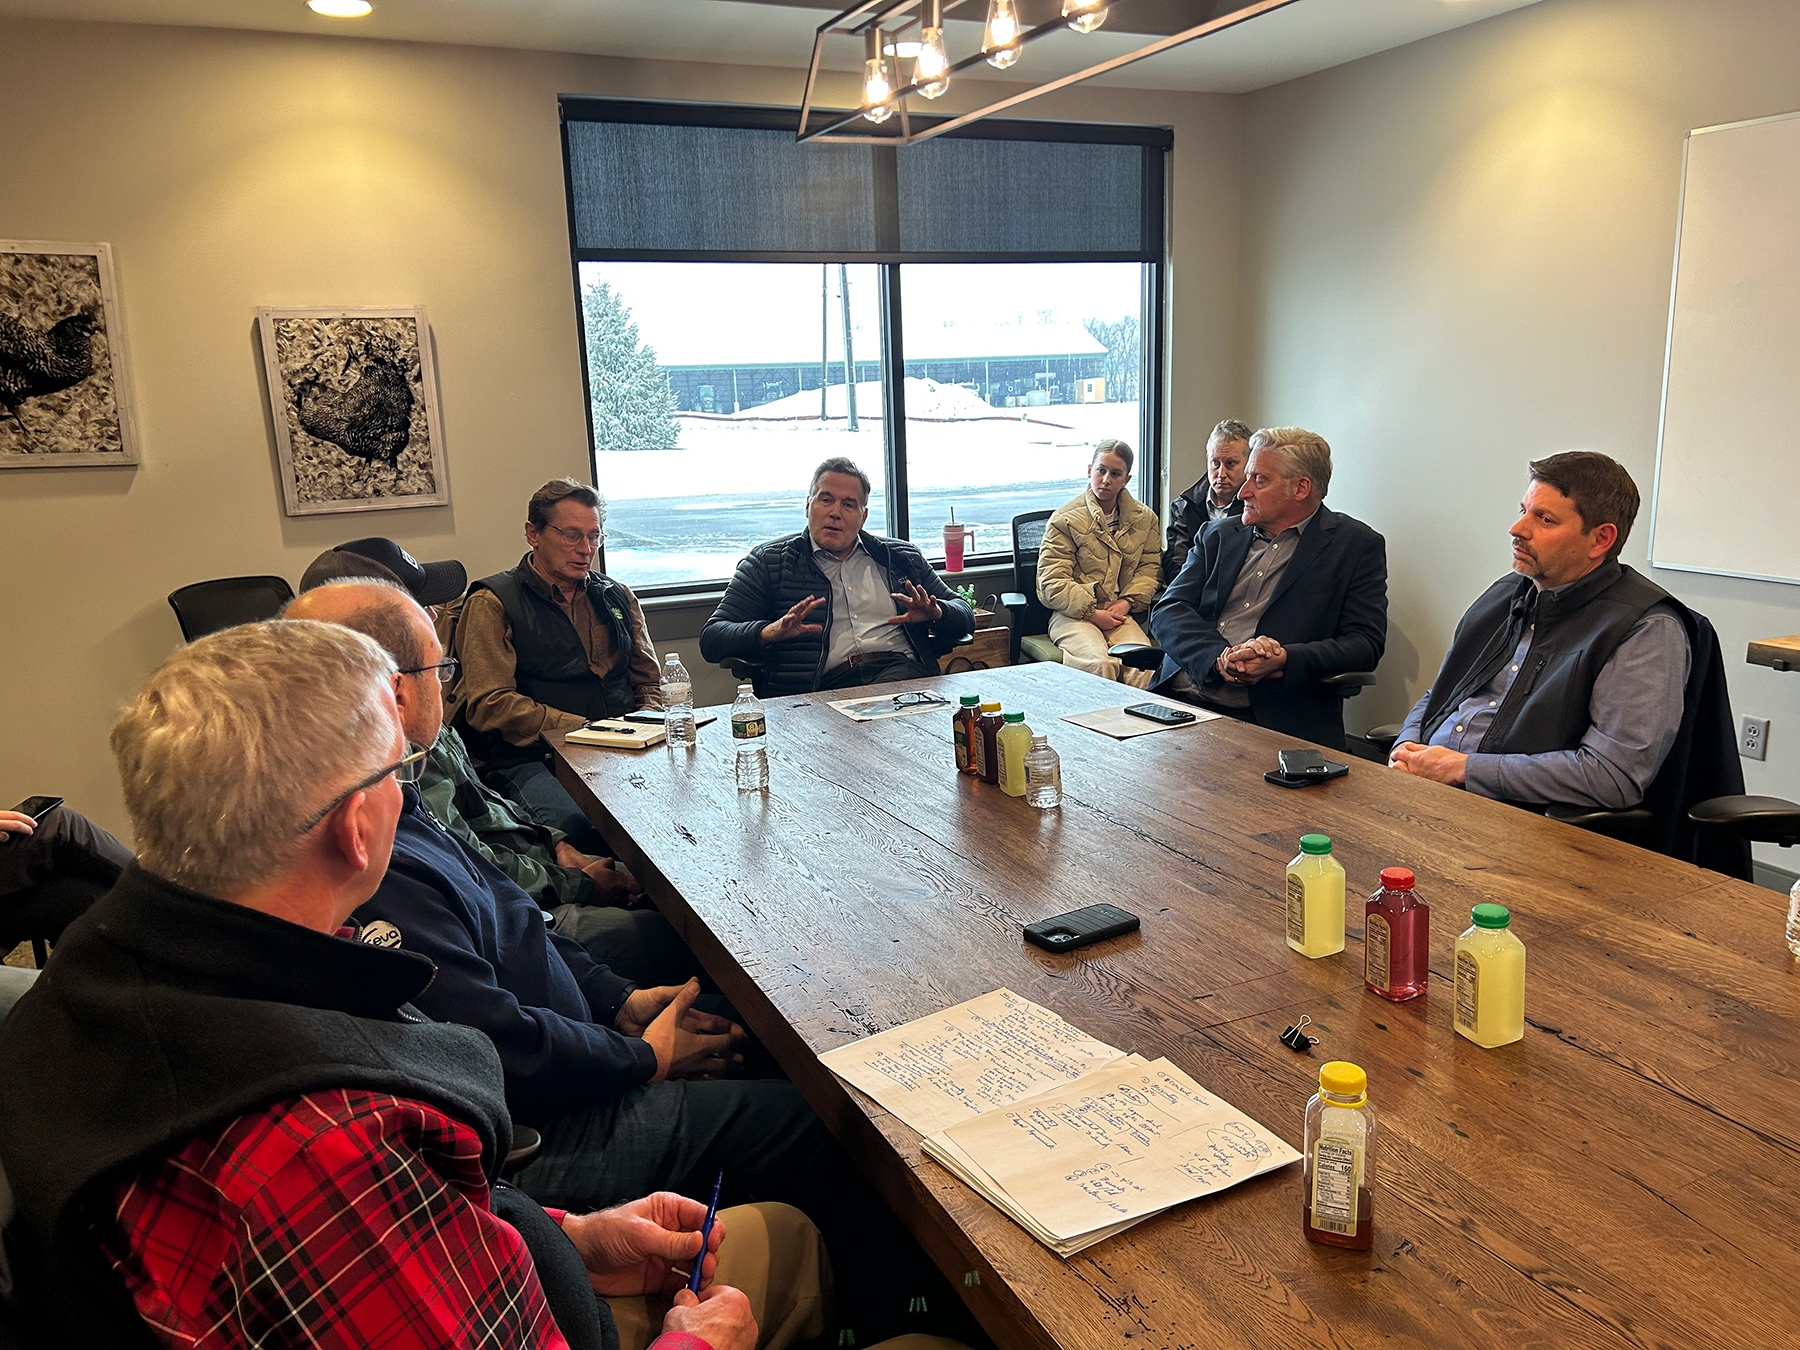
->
<box><xmin>1036</xmin><ymin>439</ymin><xmax>1164</xmax><ymax>689</ymax></box>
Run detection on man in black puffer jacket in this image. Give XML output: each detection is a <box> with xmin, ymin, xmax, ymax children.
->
<box><xmin>701</xmin><ymin>457</ymin><xmax>975</xmax><ymax>697</ymax></box>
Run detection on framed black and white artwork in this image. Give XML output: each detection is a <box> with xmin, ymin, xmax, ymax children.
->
<box><xmin>256</xmin><ymin>305</ymin><xmax>449</xmax><ymax>516</ymax></box>
<box><xmin>0</xmin><ymin>240</ymin><xmax>140</xmax><ymax>469</ymax></box>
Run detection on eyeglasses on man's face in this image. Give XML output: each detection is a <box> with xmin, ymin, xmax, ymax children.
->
<box><xmin>296</xmin><ymin>743</ymin><xmax>429</xmax><ymax>834</ymax></box>
<box><xmin>542</xmin><ymin>524</ymin><xmax>603</xmax><ymax>548</ymax></box>
<box><xmin>400</xmin><ymin>656</ymin><xmax>459</xmax><ymax>686</ymax></box>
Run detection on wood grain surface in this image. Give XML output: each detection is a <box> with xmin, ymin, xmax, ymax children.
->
<box><xmin>1746</xmin><ymin>633</ymin><xmax>1800</xmax><ymax>671</ymax></box>
<box><xmin>556</xmin><ymin>661</ymin><xmax>1800</xmax><ymax>1350</ymax></box>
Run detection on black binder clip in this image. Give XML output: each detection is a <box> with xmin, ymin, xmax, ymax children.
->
<box><xmin>1279</xmin><ymin>1015</ymin><xmax>1319</xmax><ymax>1053</ymax></box>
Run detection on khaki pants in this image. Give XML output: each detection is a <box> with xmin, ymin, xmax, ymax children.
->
<box><xmin>606</xmin><ymin>1203</ymin><xmax>970</xmax><ymax>1350</ymax></box>
<box><xmin>1048</xmin><ymin>611</ymin><xmax>1156</xmax><ymax>689</ymax></box>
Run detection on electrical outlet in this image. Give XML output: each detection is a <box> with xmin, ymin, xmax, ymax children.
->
<box><xmin>1740</xmin><ymin>715</ymin><xmax>1770</xmax><ymax>761</ymax></box>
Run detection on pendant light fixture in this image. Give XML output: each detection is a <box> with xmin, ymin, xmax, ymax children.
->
<box><xmin>861</xmin><ymin>27</ymin><xmax>896</xmax><ymax>124</ymax></box>
<box><xmin>800</xmin><ymin>0</ymin><xmax>1307</xmax><ymax>146</ymax></box>
<box><xmin>983</xmin><ymin>0</ymin><xmax>1022</xmax><ymax>70</ymax></box>
<box><xmin>914</xmin><ymin>0</ymin><xmax>950</xmax><ymax>99</ymax></box>
<box><xmin>1061</xmin><ymin>0</ymin><xmax>1108</xmax><ymax>34</ymax></box>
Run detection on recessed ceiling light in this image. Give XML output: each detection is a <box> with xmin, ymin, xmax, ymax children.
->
<box><xmin>308</xmin><ymin>0</ymin><xmax>373</xmax><ymax>17</ymax></box>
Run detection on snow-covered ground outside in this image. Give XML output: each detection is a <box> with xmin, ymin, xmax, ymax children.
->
<box><xmin>596</xmin><ymin>381</ymin><xmax>1142</xmax><ymax>586</ymax></box>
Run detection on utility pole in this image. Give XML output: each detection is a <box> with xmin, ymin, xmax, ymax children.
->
<box><xmin>839</xmin><ymin>263</ymin><xmax>859</xmax><ymax>432</ymax></box>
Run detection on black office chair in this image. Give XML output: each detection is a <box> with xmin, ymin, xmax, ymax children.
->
<box><xmin>1361</xmin><ymin>722</ymin><xmax>1403</xmax><ymax>761</ymax></box>
<box><xmin>167</xmin><ymin>575</ymin><xmax>295</xmax><ymax>641</ymax></box>
<box><xmin>998</xmin><ymin>510</ymin><xmax>1061</xmax><ymax>666</ymax></box>
<box><xmin>503</xmin><ymin>1124</ymin><xmax>542</xmax><ymax>1179</ymax></box>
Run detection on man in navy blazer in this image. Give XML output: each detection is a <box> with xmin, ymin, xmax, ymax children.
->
<box><xmin>1149</xmin><ymin>427</ymin><xmax>1388</xmax><ymax>750</ymax></box>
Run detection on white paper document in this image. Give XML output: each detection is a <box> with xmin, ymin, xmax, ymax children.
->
<box><xmin>922</xmin><ymin>1056</ymin><xmax>1300</xmax><ymax>1256</ymax></box>
<box><xmin>818</xmin><ymin>988</ymin><xmax>1127</xmax><ymax>1136</ymax></box>
<box><xmin>1061</xmin><ymin>698</ymin><xmax>1221</xmax><ymax>740</ymax></box>
<box><xmin>822</xmin><ymin>989</ymin><xmax>1300</xmax><ymax>1257</ymax></box>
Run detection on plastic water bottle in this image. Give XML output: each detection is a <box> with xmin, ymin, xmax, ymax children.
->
<box><xmin>1787</xmin><ymin>878</ymin><xmax>1800</xmax><ymax>957</ymax></box>
<box><xmin>661</xmin><ymin>653</ymin><xmax>695</xmax><ymax>747</ymax></box>
<box><xmin>731</xmin><ymin>683</ymin><xmax>768</xmax><ymax>792</ymax></box>
<box><xmin>1024</xmin><ymin>734</ymin><xmax>1062</xmax><ymax>809</ymax></box>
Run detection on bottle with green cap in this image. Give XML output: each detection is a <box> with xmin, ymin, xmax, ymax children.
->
<box><xmin>1303</xmin><ymin>1060</ymin><xmax>1375</xmax><ymax>1249</ymax></box>
<box><xmin>952</xmin><ymin>694</ymin><xmax>982</xmax><ymax>775</ymax></box>
<box><xmin>1453</xmin><ymin>903</ymin><xmax>1526</xmax><ymax>1048</ymax></box>
<box><xmin>1285</xmin><ymin>833</ymin><xmax>1346</xmax><ymax>958</ymax></box>
<box><xmin>997</xmin><ymin>711</ymin><xmax>1033</xmax><ymax>797</ymax></box>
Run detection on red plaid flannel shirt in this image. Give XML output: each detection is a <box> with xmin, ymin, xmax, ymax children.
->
<box><xmin>99</xmin><ymin>1088</ymin><xmax>713</xmax><ymax>1350</ymax></box>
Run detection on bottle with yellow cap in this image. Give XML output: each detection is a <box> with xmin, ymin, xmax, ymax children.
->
<box><xmin>1303</xmin><ymin>1060</ymin><xmax>1375</xmax><ymax>1249</ymax></box>
<box><xmin>1285</xmin><ymin>834</ymin><xmax>1346</xmax><ymax>958</ymax></box>
<box><xmin>1453</xmin><ymin>903</ymin><xmax>1526</xmax><ymax>1048</ymax></box>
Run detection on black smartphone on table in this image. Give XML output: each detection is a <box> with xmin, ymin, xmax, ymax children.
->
<box><xmin>1123</xmin><ymin>702</ymin><xmax>1196</xmax><ymax>726</ymax></box>
<box><xmin>11</xmin><ymin>795</ymin><xmax>63</xmax><ymax>822</ymax></box>
<box><xmin>1265</xmin><ymin>749</ymin><xmax>1349</xmax><ymax>789</ymax></box>
<box><xmin>1024</xmin><ymin>903</ymin><xmax>1141</xmax><ymax>952</ymax></box>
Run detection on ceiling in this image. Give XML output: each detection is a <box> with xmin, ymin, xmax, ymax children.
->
<box><xmin>0</xmin><ymin>0</ymin><xmax>1547</xmax><ymax>94</ymax></box>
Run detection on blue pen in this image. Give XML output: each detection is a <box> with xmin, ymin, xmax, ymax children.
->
<box><xmin>687</xmin><ymin>1172</ymin><xmax>724</xmax><ymax>1293</ymax></box>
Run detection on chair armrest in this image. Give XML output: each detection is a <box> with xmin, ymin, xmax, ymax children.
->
<box><xmin>999</xmin><ymin>592</ymin><xmax>1029</xmax><ymax>611</ymax></box>
<box><xmin>1361</xmin><ymin>722</ymin><xmax>1402</xmax><ymax>757</ymax></box>
<box><xmin>1107</xmin><ymin>642</ymin><xmax>1165</xmax><ymax>671</ymax></box>
<box><xmin>502</xmin><ymin>1124</ymin><xmax>542</xmax><ymax>1179</ymax></box>
<box><xmin>1318</xmin><ymin>671</ymin><xmax>1376</xmax><ymax>697</ymax></box>
<box><xmin>1543</xmin><ymin>803</ymin><xmax>1657</xmax><ymax>849</ymax></box>
<box><xmin>1688</xmin><ymin>794</ymin><xmax>1800</xmax><ymax>847</ymax></box>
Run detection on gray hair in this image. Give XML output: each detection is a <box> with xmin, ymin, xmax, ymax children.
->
<box><xmin>1248</xmin><ymin>426</ymin><xmax>1332</xmax><ymax>499</ymax></box>
<box><xmin>1090</xmin><ymin>438</ymin><xmax>1135</xmax><ymax>473</ymax></box>
<box><xmin>111</xmin><ymin>620</ymin><xmax>398</xmax><ymax>897</ymax></box>
<box><xmin>809</xmin><ymin>456</ymin><xmax>872</xmax><ymax>501</ymax></box>
<box><xmin>528</xmin><ymin>477</ymin><xmax>606</xmax><ymax>531</ymax></box>
<box><xmin>1210</xmin><ymin>419</ymin><xmax>1252</xmax><ymax>448</ymax></box>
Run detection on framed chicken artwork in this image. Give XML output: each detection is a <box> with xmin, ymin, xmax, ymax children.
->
<box><xmin>0</xmin><ymin>240</ymin><xmax>141</xmax><ymax>468</ymax></box>
<box><xmin>256</xmin><ymin>305</ymin><xmax>449</xmax><ymax>516</ymax></box>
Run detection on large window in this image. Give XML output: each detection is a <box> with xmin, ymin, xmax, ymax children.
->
<box><xmin>563</xmin><ymin>100</ymin><xmax>1168</xmax><ymax>592</ymax></box>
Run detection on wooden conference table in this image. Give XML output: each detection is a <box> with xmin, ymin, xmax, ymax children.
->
<box><xmin>556</xmin><ymin>662</ymin><xmax>1799</xmax><ymax>1350</ymax></box>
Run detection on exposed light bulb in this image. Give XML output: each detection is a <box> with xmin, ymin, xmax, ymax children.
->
<box><xmin>1061</xmin><ymin>0</ymin><xmax>1108</xmax><ymax>34</ymax></box>
<box><xmin>984</xmin><ymin>0</ymin><xmax>1022</xmax><ymax>69</ymax></box>
<box><xmin>915</xmin><ymin>26</ymin><xmax>949</xmax><ymax>99</ymax></box>
<box><xmin>308</xmin><ymin>0</ymin><xmax>373</xmax><ymax>16</ymax></box>
<box><xmin>861</xmin><ymin>29</ymin><xmax>896</xmax><ymax>124</ymax></box>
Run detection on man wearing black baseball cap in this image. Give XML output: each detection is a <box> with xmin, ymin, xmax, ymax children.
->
<box><xmin>299</xmin><ymin>537</ymin><xmax>467</xmax><ymax>607</ymax></box>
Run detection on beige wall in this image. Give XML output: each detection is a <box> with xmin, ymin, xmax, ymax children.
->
<box><xmin>1240</xmin><ymin>0</ymin><xmax>1800</xmax><ymax>857</ymax></box>
<box><xmin>0</xmin><ymin>16</ymin><xmax>1239</xmax><ymax>841</ymax></box>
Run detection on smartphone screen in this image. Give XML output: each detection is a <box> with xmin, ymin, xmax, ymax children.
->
<box><xmin>12</xmin><ymin>795</ymin><xmax>63</xmax><ymax>821</ymax></box>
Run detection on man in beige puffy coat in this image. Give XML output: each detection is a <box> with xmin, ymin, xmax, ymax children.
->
<box><xmin>1036</xmin><ymin>439</ymin><xmax>1164</xmax><ymax>689</ymax></box>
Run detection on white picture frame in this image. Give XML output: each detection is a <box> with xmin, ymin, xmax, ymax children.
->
<box><xmin>256</xmin><ymin>305</ymin><xmax>449</xmax><ymax>516</ymax></box>
<box><xmin>0</xmin><ymin>239</ymin><xmax>141</xmax><ymax>469</ymax></box>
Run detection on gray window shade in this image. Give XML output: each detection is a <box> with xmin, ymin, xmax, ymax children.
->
<box><xmin>567</xmin><ymin>121</ymin><xmax>880</xmax><ymax>255</ymax></box>
<box><xmin>563</xmin><ymin>101</ymin><xmax>1167</xmax><ymax>262</ymax></box>
<box><xmin>896</xmin><ymin>138</ymin><xmax>1150</xmax><ymax>257</ymax></box>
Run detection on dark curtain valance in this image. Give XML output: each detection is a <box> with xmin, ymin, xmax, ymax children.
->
<box><xmin>561</xmin><ymin>98</ymin><xmax>1167</xmax><ymax>263</ymax></box>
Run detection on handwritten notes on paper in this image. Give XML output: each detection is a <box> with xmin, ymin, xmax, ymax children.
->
<box><xmin>923</xmin><ymin>1057</ymin><xmax>1300</xmax><ymax>1255</ymax></box>
<box><xmin>818</xmin><ymin>988</ymin><xmax>1126</xmax><ymax>1136</ymax></box>
<box><xmin>822</xmin><ymin>989</ymin><xmax>1300</xmax><ymax>1257</ymax></box>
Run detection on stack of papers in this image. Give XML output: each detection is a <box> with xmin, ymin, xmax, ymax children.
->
<box><xmin>820</xmin><ymin>989</ymin><xmax>1299</xmax><ymax>1256</ymax></box>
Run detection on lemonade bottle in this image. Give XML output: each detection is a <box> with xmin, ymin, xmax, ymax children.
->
<box><xmin>1302</xmin><ymin>1060</ymin><xmax>1375</xmax><ymax>1249</ymax></box>
<box><xmin>1453</xmin><ymin>903</ymin><xmax>1526</xmax><ymax>1048</ymax></box>
<box><xmin>997</xmin><ymin>711</ymin><xmax>1033</xmax><ymax>797</ymax></box>
<box><xmin>1285</xmin><ymin>834</ymin><xmax>1346</xmax><ymax>958</ymax></box>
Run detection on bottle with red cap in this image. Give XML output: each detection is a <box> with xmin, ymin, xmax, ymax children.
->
<box><xmin>1364</xmin><ymin>866</ymin><xmax>1429</xmax><ymax>1001</ymax></box>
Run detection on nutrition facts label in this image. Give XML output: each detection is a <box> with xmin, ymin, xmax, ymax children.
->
<box><xmin>1311</xmin><ymin>1136</ymin><xmax>1359</xmax><ymax>1236</ymax></box>
<box><xmin>1454</xmin><ymin>950</ymin><xmax>1480</xmax><ymax>1030</ymax></box>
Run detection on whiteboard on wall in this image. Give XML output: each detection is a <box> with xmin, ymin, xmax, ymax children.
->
<box><xmin>1650</xmin><ymin>110</ymin><xmax>1800</xmax><ymax>586</ymax></box>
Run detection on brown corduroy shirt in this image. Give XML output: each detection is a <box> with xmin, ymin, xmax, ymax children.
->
<box><xmin>455</xmin><ymin>555</ymin><xmax>663</xmax><ymax>748</ymax></box>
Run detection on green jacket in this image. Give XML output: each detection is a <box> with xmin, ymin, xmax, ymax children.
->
<box><xmin>419</xmin><ymin>727</ymin><xmax>594</xmax><ymax>907</ymax></box>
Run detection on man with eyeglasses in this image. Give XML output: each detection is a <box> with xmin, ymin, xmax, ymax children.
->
<box><xmin>452</xmin><ymin>478</ymin><xmax>663</xmax><ymax>856</ymax></box>
<box><xmin>0</xmin><ymin>621</ymin><xmax>804</xmax><ymax>1350</ymax></box>
<box><xmin>296</xmin><ymin>550</ymin><xmax>656</xmax><ymax>954</ymax></box>
<box><xmin>278</xmin><ymin>584</ymin><xmax>934</xmax><ymax>1343</ymax></box>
